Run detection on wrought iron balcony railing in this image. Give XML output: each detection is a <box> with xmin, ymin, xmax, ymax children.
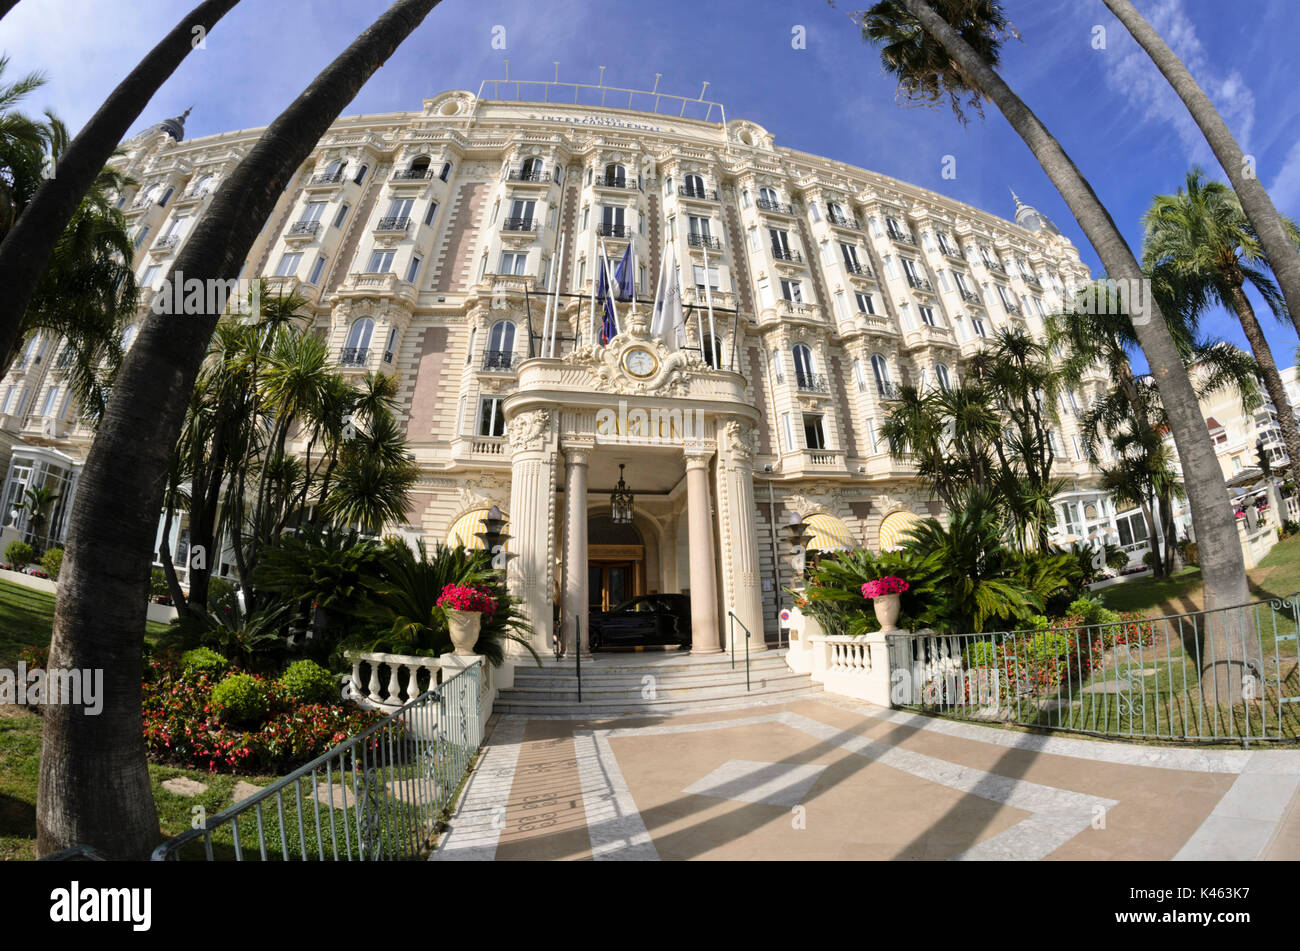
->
<box><xmin>289</xmin><ymin>220</ymin><xmax>320</xmax><ymax>236</ymax></box>
<box><xmin>983</xmin><ymin>259</ymin><xmax>1006</xmax><ymax>274</ymax></box>
<box><xmin>375</xmin><ymin>216</ymin><xmax>410</xmax><ymax>232</ymax></box>
<box><xmin>887</xmin><ymin>228</ymin><xmax>916</xmax><ymax>245</ymax></box>
<box><xmin>597</xmin><ymin>223</ymin><xmax>629</xmax><ymax>238</ymax></box>
<box><xmin>153</xmin><ymin>234</ymin><xmax>180</xmax><ymax>250</ymax></box>
<box><xmin>310</xmin><ymin>170</ymin><xmax>345</xmax><ymax>186</ymax></box>
<box><xmin>958</xmin><ymin>289</ymin><xmax>980</xmax><ymax>304</ymax></box>
<box><xmin>392</xmin><ymin>168</ymin><xmax>433</xmax><ymax>181</ymax></box>
<box><xmin>757</xmin><ymin>197</ymin><xmax>794</xmax><ymax>215</ymax></box>
<box><xmin>906</xmin><ymin>273</ymin><xmax>934</xmax><ymax>292</ymax></box>
<box><xmin>829</xmin><ymin>213</ymin><xmax>861</xmax><ymax>230</ymax></box>
<box><xmin>688</xmin><ymin>233</ymin><xmax>722</xmax><ymax>250</ymax></box>
<box><xmin>771</xmin><ymin>247</ymin><xmax>803</xmax><ymax>263</ymax></box>
<box><xmin>502</xmin><ymin>217</ymin><xmax>538</xmax><ymax>232</ymax></box>
<box><xmin>876</xmin><ymin>380</ymin><xmax>899</xmax><ymax>399</ymax></box>
<box><xmin>679</xmin><ymin>185</ymin><xmax>718</xmax><ymax>201</ymax></box>
<box><xmin>843</xmin><ymin>262</ymin><xmax>871</xmax><ymax>277</ymax></box>
<box><xmin>597</xmin><ymin>175</ymin><xmax>637</xmax><ymax>190</ymax></box>
<box><xmin>795</xmin><ymin>373</ymin><xmax>829</xmax><ymax>393</ymax></box>
<box><xmin>482</xmin><ymin>349</ymin><xmax>514</xmax><ymax>372</ymax></box>
<box><xmin>383</xmin><ymin>351</ymin><xmax>394</xmax><ymax>364</ymax></box>
<box><xmin>339</xmin><ymin>348</ymin><xmax>369</xmax><ymax>367</ymax></box>
<box><xmin>508</xmin><ymin>168</ymin><xmax>551</xmax><ymax>183</ymax></box>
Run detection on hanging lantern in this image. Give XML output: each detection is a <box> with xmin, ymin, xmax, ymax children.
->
<box><xmin>610</xmin><ymin>463</ymin><xmax>635</xmax><ymax>525</ymax></box>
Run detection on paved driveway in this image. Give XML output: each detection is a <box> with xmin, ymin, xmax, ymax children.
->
<box><xmin>431</xmin><ymin>695</ymin><xmax>1300</xmax><ymax>861</ymax></box>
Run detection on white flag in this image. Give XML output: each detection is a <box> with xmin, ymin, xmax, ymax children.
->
<box><xmin>661</xmin><ymin>253</ymin><xmax>684</xmax><ymax>352</ymax></box>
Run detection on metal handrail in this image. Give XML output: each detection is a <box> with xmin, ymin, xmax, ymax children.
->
<box><xmin>152</xmin><ymin>663</ymin><xmax>483</xmax><ymax>860</ymax></box>
<box><xmin>575</xmin><ymin>615</ymin><xmax>582</xmax><ymax>703</ymax></box>
<box><xmin>728</xmin><ymin>611</ymin><xmax>752</xmax><ymax>691</ymax></box>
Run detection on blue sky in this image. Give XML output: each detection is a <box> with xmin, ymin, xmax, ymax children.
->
<box><xmin>3</xmin><ymin>0</ymin><xmax>1298</xmax><ymax>370</ymax></box>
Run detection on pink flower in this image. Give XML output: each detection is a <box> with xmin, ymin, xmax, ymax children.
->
<box><xmin>861</xmin><ymin>576</ymin><xmax>909</xmax><ymax>599</ymax></box>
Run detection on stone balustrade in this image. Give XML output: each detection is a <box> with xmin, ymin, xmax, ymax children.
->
<box><xmin>349</xmin><ymin>652</ymin><xmax>442</xmax><ymax>712</ymax></box>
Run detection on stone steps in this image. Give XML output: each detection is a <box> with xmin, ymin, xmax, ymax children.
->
<box><xmin>494</xmin><ymin>650</ymin><xmax>820</xmax><ymax>717</ymax></box>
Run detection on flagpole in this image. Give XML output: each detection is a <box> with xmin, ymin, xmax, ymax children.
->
<box><xmin>540</xmin><ymin>232</ymin><xmax>557</xmax><ymax>357</ymax></box>
<box><xmin>549</xmin><ymin>231</ymin><xmax>565</xmax><ymax>356</ymax></box>
<box><xmin>702</xmin><ymin>239</ymin><xmax>717</xmax><ymax>366</ymax></box>
<box><xmin>588</xmin><ymin>230</ymin><xmax>598</xmax><ymax>348</ymax></box>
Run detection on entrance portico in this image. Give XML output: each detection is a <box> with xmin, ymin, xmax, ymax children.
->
<box><xmin>502</xmin><ymin>315</ymin><xmax>766</xmax><ymax>664</ymax></box>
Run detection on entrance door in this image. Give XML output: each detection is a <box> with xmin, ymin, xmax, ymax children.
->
<box><xmin>589</xmin><ymin>561</ymin><xmax>634</xmax><ymax>614</ymax></box>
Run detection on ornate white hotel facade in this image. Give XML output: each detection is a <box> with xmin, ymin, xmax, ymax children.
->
<box><xmin>0</xmin><ymin>87</ymin><xmax>1128</xmax><ymax>652</ymax></box>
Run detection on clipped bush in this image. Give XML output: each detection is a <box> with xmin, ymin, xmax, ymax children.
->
<box><xmin>4</xmin><ymin>540</ymin><xmax>34</xmax><ymax>571</ymax></box>
<box><xmin>1141</xmin><ymin>551</ymin><xmax>1156</xmax><ymax>568</ymax></box>
<box><xmin>279</xmin><ymin>659</ymin><xmax>338</xmax><ymax>705</ymax></box>
<box><xmin>964</xmin><ymin>639</ymin><xmax>1002</xmax><ymax>668</ymax></box>
<box><xmin>1024</xmin><ymin>631</ymin><xmax>1072</xmax><ymax>663</ymax></box>
<box><xmin>150</xmin><ymin>566</ymin><xmax>172</xmax><ymax>601</ymax></box>
<box><xmin>211</xmin><ymin>673</ymin><xmax>269</xmax><ymax>727</ymax></box>
<box><xmin>39</xmin><ymin>546</ymin><xmax>63</xmax><ymax>580</ymax></box>
<box><xmin>181</xmin><ymin>647</ymin><xmax>229</xmax><ymax>676</ymax></box>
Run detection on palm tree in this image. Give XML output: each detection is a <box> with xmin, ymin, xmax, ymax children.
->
<box><xmin>0</xmin><ymin>55</ymin><xmax>51</xmax><ymax>235</ymax></box>
<box><xmin>1102</xmin><ymin>0</ymin><xmax>1300</xmax><ymax>341</ymax></box>
<box><xmin>856</xmin><ymin>0</ymin><xmax>1250</xmax><ymax>702</ymax></box>
<box><xmin>0</xmin><ymin>2</ymin><xmax>22</xmax><ymax>21</ymax></box>
<box><xmin>0</xmin><ymin>0</ymin><xmax>242</xmax><ymax>376</ymax></box>
<box><xmin>1143</xmin><ymin>169</ymin><xmax>1300</xmax><ymax>477</ymax></box>
<box><xmin>40</xmin><ymin>0</ymin><xmax>446</xmax><ymax>860</ymax></box>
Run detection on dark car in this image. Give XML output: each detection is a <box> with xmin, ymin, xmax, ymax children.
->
<box><xmin>589</xmin><ymin>594</ymin><xmax>692</xmax><ymax>650</ymax></box>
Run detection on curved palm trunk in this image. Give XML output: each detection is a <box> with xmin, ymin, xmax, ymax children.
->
<box><xmin>1229</xmin><ymin>283</ymin><xmax>1300</xmax><ymax>475</ymax></box>
<box><xmin>0</xmin><ymin>1</ymin><xmax>21</xmax><ymax>21</ymax></box>
<box><xmin>38</xmin><ymin>0</ymin><xmax>444</xmax><ymax>860</ymax></box>
<box><xmin>0</xmin><ymin>1</ymin><xmax>241</xmax><ymax>374</ymax></box>
<box><xmin>899</xmin><ymin>0</ymin><xmax>1252</xmax><ymax>694</ymax></box>
<box><xmin>1103</xmin><ymin>0</ymin><xmax>1300</xmax><ymax>338</ymax></box>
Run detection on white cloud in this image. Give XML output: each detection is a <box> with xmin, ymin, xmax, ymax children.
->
<box><xmin>1268</xmin><ymin>139</ymin><xmax>1300</xmax><ymax>216</ymax></box>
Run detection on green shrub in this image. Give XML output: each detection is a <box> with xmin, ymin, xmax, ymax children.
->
<box><xmin>1067</xmin><ymin>596</ymin><xmax>1118</xmax><ymax>627</ymax></box>
<box><xmin>207</xmin><ymin>576</ymin><xmax>239</xmax><ymax>615</ymax></box>
<box><xmin>181</xmin><ymin>647</ymin><xmax>229</xmax><ymax>676</ymax></box>
<box><xmin>964</xmin><ymin>639</ymin><xmax>1002</xmax><ymax>668</ymax></box>
<box><xmin>1141</xmin><ymin>550</ymin><xmax>1156</xmax><ymax>568</ymax></box>
<box><xmin>1024</xmin><ymin>631</ymin><xmax>1072</xmax><ymax>663</ymax></box>
<box><xmin>4</xmin><ymin>540</ymin><xmax>34</xmax><ymax>570</ymax></box>
<box><xmin>211</xmin><ymin>673</ymin><xmax>269</xmax><ymax>727</ymax></box>
<box><xmin>1027</xmin><ymin>614</ymin><xmax>1050</xmax><ymax>631</ymax></box>
<box><xmin>278</xmin><ymin>659</ymin><xmax>338</xmax><ymax>705</ymax></box>
<box><xmin>39</xmin><ymin>546</ymin><xmax>63</xmax><ymax>580</ymax></box>
<box><xmin>1284</xmin><ymin>520</ymin><xmax>1300</xmax><ymax>537</ymax></box>
<box><xmin>150</xmin><ymin>566</ymin><xmax>172</xmax><ymax>599</ymax></box>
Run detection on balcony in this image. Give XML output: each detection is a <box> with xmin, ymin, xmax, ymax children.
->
<box><xmin>1024</xmin><ymin>274</ymin><xmax>1042</xmax><ymax>288</ymax></box>
<box><xmin>337</xmin><ymin>271</ymin><xmax>419</xmax><ymax>306</ymax></box>
<box><xmin>876</xmin><ymin>380</ymin><xmax>899</xmax><ymax>400</ymax></box>
<box><xmin>887</xmin><ymin>228</ymin><xmax>916</xmax><ymax>246</ymax></box>
<box><xmin>936</xmin><ymin>242</ymin><xmax>962</xmax><ymax>260</ymax></box>
<box><xmin>152</xmin><ymin>234</ymin><xmax>181</xmax><ymax>252</ymax></box>
<box><xmin>502</xmin><ymin>217</ymin><xmax>538</xmax><ymax>232</ymax></box>
<box><xmin>828</xmin><ymin>213</ymin><xmax>861</xmax><ymax>230</ymax></box>
<box><xmin>843</xmin><ymin>262</ymin><xmax>872</xmax><ymax>277</ymax></box>
<box><xmin>383</xmin><ymin>350</ymin><xmax>394</xmax><ymax>364</ymax></box>
<box><xmin>757</xmin><ymin>197</ymin><xmax>794</xmax><ymax>216</ymax></box>
<box><xmin>508</xmin><ymin>169</ymin><xmax>551</xmax><ymax>183</ymax></box>
<box><xmin>288</xmin><ymin>220</ymin><xmax>320</xmax><ymax>236</ymax></box>
<box><xmin>375</xmin><ymin>216</ymin><xmax>411</xmax><ymax>233</ymax></box>
<box><xmin>679</xmin><ymin>185</ymin><xmax>718</xmax><ymax>201</ymax></box>
<box><xmin>796</xmin><ymin>448</ymin><xmax>847</xmax><ymax>470</ymax></box>
<box><xmin>958</xmin><ymin>289</ymin><xmax>980</xmax><ymax>304</ymax></box>
<box><xmin>482</xmin><ymin>349</ymin><xmax>515</xmax><ymax>372</ymax></box>
<box><xmin>597</xmin><ymin>223</ymin><xmax>629</xmax><ymax>238</ymax></box>
<box><xmin>906</xmin><ymin>273</ymin><xmax>934</xmax><ymax>292</ymax></box>
<box><xmin>391</xmin><ymin>168</ymin><xmax>433</xmax><ymax>181</ymax></box>
<box><xmin>983</xmin><ymin>259</ymin><xmax>1007</xmax><ymax>274</ymax></box>
<box><xmin>795</xmin><ymin>373</ymin><xmax>829</xmax><ymax>394</ymax></box>
<box><xmin>595</xmin><ymin>175</ymin><xmax>638</xmax><ymax>191</ymax></box>
<box><xmin>771</xmin><ymin>247</ymin><xmax>803</xmax><ymax>264</ymax></box>
<box><xmin>1002</xmin><ymin>303</ymin><xmax>1023</xmax><ymax>317</ymax></box>
<box><xmin>309</xmin><ymin>170</ymin><xmax>345</xmax><ymax>186</ymax></box>
<box><xmin>687</xmin><ymin>233</ymin><xmax>722</xmax><ymax>251</ymax></box>
<box><xmin>339</xmin><ymin>347</ymin><xmax>369</xmax><ymax>368</ymax></box>
<box><xmin>452</xmin><ymin>434</ymin><xmax>508</xmax><ymax>459</ymax></box>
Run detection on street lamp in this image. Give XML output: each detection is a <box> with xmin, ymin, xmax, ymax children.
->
<box><xmin>610</xmin><ymin>464</ymin><xmax>635</xmax><ymax>525</ymax></box>
<box><xmin>475</xmin><ymin>505</ymin><xmax>512</xmax><ymax>572</ymax></box>
<box><xmin>783</xmin><ymin>511</ymin><xmax>813</xmax><ymax>578</ymax></box>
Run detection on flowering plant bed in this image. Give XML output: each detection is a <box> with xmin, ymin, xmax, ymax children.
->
<box><xmin>861</xmin><ymin>576</ymin><xmax>909</xmax><ymax>599</ymax></box>
<box><xmin>436</xmin><ymin>583</ymin><xmax>497</xmax><ymax>615</ymax></box>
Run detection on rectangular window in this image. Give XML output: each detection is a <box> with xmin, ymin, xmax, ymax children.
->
<box><xmin>308</xmin><ymin>256</ymin><xmax>327</xmax><ymax>284</ymax></box>
<box><xmin>809</xmin><ymin>202</ymin><xmax>821</xmax><ymax>222</ymax></box>
<box><xmin>406</xmin><ymin>255</ymin><xmax>422</xmax><ymax>284</ymax></box>
<box><xmin>840</xmin><ymin>242</ymin><xmax>861</xmax><ymax>269</ymax></box>
<box><xmin>937</xmin><ymin>269</ymin><xmax>951</xmax><ymax>292</ymax></box>
<box><xmin>477</xmin><ymin>397</ymin><xmax>506</xmax><ymax>437</ymax></box>
<box><xmin>769</xmin><ymin>228</ymin><xmax>791</xmax><ymax>256</ymax></box>
<box><xmin>688</xmin><ymin>215</ymin><xmax>711</xmax><ymax>238</ymax></box>
<box><xmin>868</xmin><ymin>217</ymin><xmax>882</xmax><ymax>237</ymax></box>
<box><xmin>920</xmin><ymin>306</ymin><xmax>937</xmax><ymax>327</ymax></box>
<box><xmin>134</xmin><ymin>226</ymin><xmax>150</xmax><ymax>249</ymax></box>
<box><xmin>782</xmin><ymin>413</ymin><xmax>794</xmax><ymax>452</ymax></box>
<box><xmin>748</xmin><ymin>226</ymin><xmax>759</xmax><ymax>251</ymax></box>
<box><xmin>803</xmin><ymin>414</ymin><xmax>826</xmax><ymax>450</ymax></box>
<box><xmin>302</xmin><ymin>201</ymin><xmax>327</xmax><ymax>222</ymax></box>
<box><xmin>779</xmin><ymin>279</ymin><xmax>802</xmax><ymax>302</ymax></box>
<box><xmin>367</xmin><ymin>250</ymin><xmax>396</xmax><ymax>273</ymax></box>
<box><xmin>333</xmin><ymin>204</ymin><xmax>350</xmax><ymax>228</ymax></box>
<box><xmin>275</xmin><ymin>252</ymin><xmax>303</xmax><ymax>277</ymax></box>
<box><xmin>692</xmin><ymin>265</ymin><xmax>720</xmax><ymax>289</ymax></box>
<box><xmin>499</xmin><ymin>251</ymin><xmax>528</xmax><ymax>276</ymax></box>
<box><xmin>424</xmin><ymin>202</ymin><xmax>439</xmax><ymax>226</ymax></box>
<box><xmin>835</xmin><ymin>291</ymin><xmax>849</xmax><ymax>320</ymax></box>
<box><xmin>141</xmin><ymin>265</ymin><xmax>160</xmax><ymax>288</ymax></box>
<box><xmin>884</xmin><ymin>255</ymin><xmax>897</xmax><ymax>279</ymax></box>
<box><xmin>855</xmin><ymin>292</ymin><xmax>874</xmax><ymax>314</ymax></box>
<box><xmin>386</xmin><ymin>197</ymin><xmax>414</xmax><ymax>221</ymax></box>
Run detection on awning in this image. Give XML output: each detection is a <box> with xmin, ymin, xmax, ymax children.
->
<box><xmin>445</xmin><ymin>509</ymin><xmax>509</xmax><ymax>551</ymax></box>
<box><xmin>805</xmin><ymin>513</ymin><xmax>856</xmax><ymax>552</ymax></box>
<box><xmin>878</xmin><ymin>509</ymin><xmax>923</xmax><ymax>551</ymax></box>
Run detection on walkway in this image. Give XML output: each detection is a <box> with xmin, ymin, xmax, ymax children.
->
<box><xmin>431</xmin><ymin>693</ymin><xmax>1300</xmax><ymax>861</ymax></box>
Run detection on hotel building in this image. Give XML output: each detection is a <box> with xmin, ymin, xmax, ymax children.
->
<box><xmin>0</xmin><ymin>84</ymin><xmax>1126</xmax><ymax>652</ymax></box>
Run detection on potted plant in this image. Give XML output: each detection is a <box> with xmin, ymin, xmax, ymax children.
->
<box><xmin>436</xmin><ymin>583</ymin><xmax>498</xmax><ymax>655</ymax></box>
<box><xmin>861</xmin><ymin>576</ymin><xmax>909</xmax><ymax>633</ymax></box>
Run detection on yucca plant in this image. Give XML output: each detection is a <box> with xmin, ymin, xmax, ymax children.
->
<box><xmin>802</xmin><ymin>547</ymin><xmax>945</xmax><ymax>635</ymax></box>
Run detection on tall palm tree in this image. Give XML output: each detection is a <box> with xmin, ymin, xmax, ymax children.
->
<box><xmin>0</xmin><ymin>55</ymin><xmax>51</xmax><ymax>235</ymax></box>
<box><xmin>0</xmin><ymin>0</ymin><xmax>241</xmax><ymax>376</ymax></box>
<box><xmin>40</xmin><ymin>0</ymin><xmax>446</xmax><ymax>860</ymax></box>
<box><xmin>0</xmin><ymin>1</ymin><xmax>22</xmax><ymax>21</ymax></box>
<box><xmin>1102</xmin><ymin>0</ymin><xmax>1300</xmax><ymax>341</ymax></box>
<box><xmin>1143</xmin><ymin>170</ymin><xmax>1300</xmax><ymax>475</ymax></box>
<box><xmin>857</xmin><ymin>0</ymin><xmax>1251</xmax><ymax>700</ymax></box>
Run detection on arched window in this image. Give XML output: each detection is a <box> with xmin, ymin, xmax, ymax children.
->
<box><xmin>701</xmin><ymin>334</ymin><xmax>721</xmax><ymax>368</ymax></box>
<box><xmin>936</xmin><ymin>363</ymin><xmax>952</xmax><ymax>392</ymax></box>
<box><xmin>827</xmin><ymin>201</ymin><xmax>845</xmax><ymax>221</ymax></box>
<box><xmin>354</xmin><ymin>164</ymin><xmax>369</xmax><ymax>185</ymax></box>
<box><xmin>193</xmin><ymin>174</ymin><xmax>215</xmax><ymax>196</ymax></box>
<box><xmin>158</xmin><ymin>187</ymin><xmax>174</xmax><ymax>207</ymax></box>
<box><xmin>684</xmin><ymin>173</ymin><xmax>704</xmax><ymax>197</ymax></box>
<box><xmin>792</xmin><ymin>344</ymin><xmax>814</xmax><ymax>388</ymax></box>
<box><xmin>759</xmin><ymin>186</ymin><xmax>779</xmax><ymax>206</ymax></box>
<box><xmin>407</xmin><ymin>155</ymin><xmax>430</xmax><ymax>177</ymax></box>
<box><xmin>487</xmin><ymin>320</ymin><xmax>515</xmax><ymax>367</ymax></box>
<box><xmin>324</xmin><ymin>159</ymin><xmax>344</xmax><ymax>179</ymax></box>
<box><xmin>344</xmin><ymin>318</ymin><xmax>374</xmax><ymax>364</ymax></box>
<box><xmin>603</xmin><ymin>163</ymin><xmax>626</xmax><ymax>187</ymax></box>
<box><xmin>521</xmin><ymin>156</ymin><xmax>543</xmax><ymax>180</ymax></box>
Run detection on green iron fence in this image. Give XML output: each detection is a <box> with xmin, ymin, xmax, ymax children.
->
<box><xmin>151</xmin><ymin>662</ymin><xmax>483</xmax><ymax>861</ymax></box>
<box><xmin>886</xmin><ymin>593</ymin><xmax>1300</xmax><ymax>745</ymax></box>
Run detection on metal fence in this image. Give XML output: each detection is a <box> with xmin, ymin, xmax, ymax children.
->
<box><xmin>886</xmin><ymin>593</ymin><xmax>1300</xmax><ymax>745</ymax></box>
<box><xmin>152</xmin><ymin>663</ymin><xmax>484</xmax><ymax>861</ymax></box>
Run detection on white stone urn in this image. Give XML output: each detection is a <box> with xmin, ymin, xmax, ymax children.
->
<box><xmin>873</xmin><ymin>593</ymin><xmax>902</xmax><ymax>633</ymax></box>
<box><xmin>447</xmin><ymin>609</ymin><xmax>482</xmax><ymax>656</ymax></box>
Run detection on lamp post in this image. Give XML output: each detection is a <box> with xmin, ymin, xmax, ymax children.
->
<box><xmin>783</xmin><ymin>511</ymin><xmax>813</xmax><ymax>582</ymax></box>
<box><xmin>475</xmin><ymin>505</ymin><xmax>513</xmax><ymax>574</ymax></box>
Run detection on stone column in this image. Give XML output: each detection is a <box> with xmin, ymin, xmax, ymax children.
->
<box><xmin>685</xmin><ymin>449</ymin><xmax>721</xmax><ymax>654</ymax></box>
<box><xmin>506</xmin><ymin>410</ymin><xmax>556</xmax><ymax>659</ymax></box>
<box><xmin>562</xmin><ymin>442</ymin><xmax>592</xmax><ymax>656</ymax></box>
<box><xmin>719</xmin><ymin>420</ymin><xmax>767</xmax><ymax>653</ymax></box>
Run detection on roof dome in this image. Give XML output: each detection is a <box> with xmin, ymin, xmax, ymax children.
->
<box><xmin>146</xmin><ymin>107</ymin><xmax>191</xmax><ymax>142</ymax></box>
<box><xmin>1011</xmin><ymin>189</ymin><xmax>1061</xmax><ymax>236</ymax></box>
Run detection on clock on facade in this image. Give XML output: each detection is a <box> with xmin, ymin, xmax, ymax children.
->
<box><xmin>622</xmin><ymin>347</ymin><xmax>659</xmax><ymax>379</ymax></box>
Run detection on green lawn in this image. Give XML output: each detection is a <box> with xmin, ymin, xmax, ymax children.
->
<box><xmin>1097</xmin><ymin>533</ymin><xmax>1300</xmax><ymax>618</ymax></box>
<box><xmin>0</xmin><ymin>577</ymin><xmax>171</xmax><ymax>669</ymax></box>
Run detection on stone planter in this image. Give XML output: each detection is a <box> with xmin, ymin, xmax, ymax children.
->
<box><xmin>872</xmin><ymin>592</ymin><xmax>901</xmax><ymax>633</ymax></box>
<box><xmin>447</xmin><ymin>609</ymin><xmax>482</xmax><ymax>656</ymax></box>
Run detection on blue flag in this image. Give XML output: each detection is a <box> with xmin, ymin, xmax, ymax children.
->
<box><xmin>597</xmin><ymin>253</ymin><xmax>616</xmax><ymax>345</ymax></box>
<box><xmin>612</xmin><ymin>241</ymin><xmax>635</xmax><ymax>301</ymax></box>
